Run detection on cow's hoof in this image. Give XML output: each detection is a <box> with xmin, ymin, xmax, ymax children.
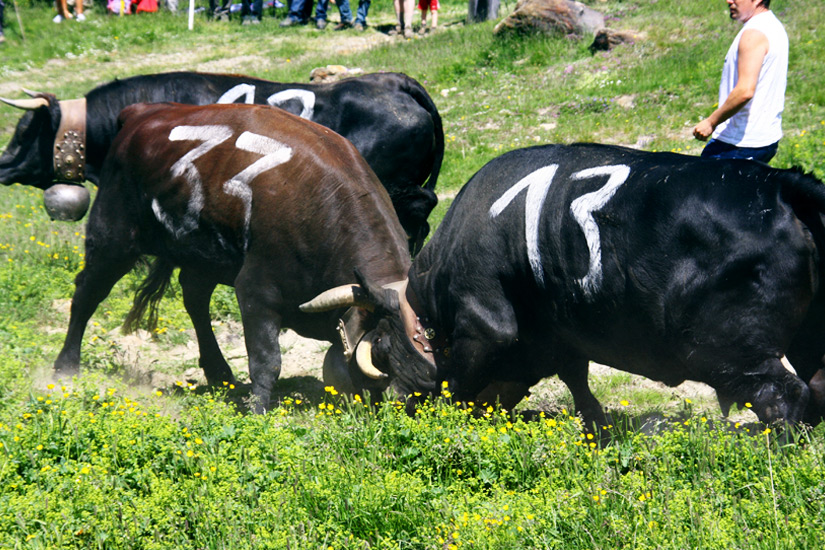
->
<box><xmin>54</xmin><ymin>365</ymin><xmax>80</xmax><ymax>379</ymax></box>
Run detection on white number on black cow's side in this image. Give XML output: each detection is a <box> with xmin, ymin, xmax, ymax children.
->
<box><xmin>158</xmin><ymin>126</ymin><xmax>294</xmax><ymax>248</ymax></box>
<box><xmin>489</xmin><ymin>163</ymin><xmax>630</xmax><ymax>298</ymax></box>
<box><xmin>215</xmin><ymin>83</ymin><xmax>318</xmax><ymax>120</ymax></box>
<box><xmin>489</xmin><ymin>165</ymin><xmax>559</xmax><ymax>287</ymax></box>
<box><xmin>216</xmin><ymin>84</ymin><xmax>256</xmax><ymax>105</ymax></box>
<box><xmin>569</xmin><ymin>165</ymin><xmax>631</xmax><ymax>298</ymax></box>
<box><xmin>266</xmin><ymin>90</ymin><xmax>316</xmax><ymax>120</ymax></box>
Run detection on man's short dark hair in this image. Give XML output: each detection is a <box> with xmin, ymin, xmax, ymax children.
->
<box><xmin>762</xmin><ymin>0</ymin><xmax>771</xmax><ymax>8</ymax></box>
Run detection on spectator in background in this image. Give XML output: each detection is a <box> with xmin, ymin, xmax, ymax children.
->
<box><xmin>241</xmin><ymin>0</ymin><xmax>263</xmax><ymax>24</ymax></box>
<box><xmin>391</xmin><ymin>0</ymin><xmax>414</xmax><ymax>38</ymax></box>
<box><xmin>316</xmin><ymin>0</ymin><xmax>353</xmax><ymax>30</ymax></box>
<box><xmin>333</xmin><ymin>0</ymin><xmax>370</xmax><ymax>31</ymax></box>
<box><xmin>0</xmin><ymin>0</ymin><xmax>5</xmax><ymax>44</ymax></box>
<box><xmin>693</xmin><ymin>0</ymin><xmax>788</xmax><ymax>163</ymax></box>
<box><xmin>280</xmin><ymin>0</ymin><xmax>311</xmax><ymax>26</ymax></box>
<box><xmin>417</xmin><ymin>0</ymin><xmax>437</xmax><ymax>34</ymax></box>
<box><xmin>54</xmin><ymin>0</ymin><xmax>85</xmax><ymax>23</ymax></box>
<box><xmin>210</xmin><ymin>0</ymin><xmax>232</xmax><ymax>20</ymax></box>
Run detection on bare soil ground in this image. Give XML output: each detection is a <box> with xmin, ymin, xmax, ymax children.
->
<box><xmin>73</xmin><ymin>309</ymin><xmax>756</xmax><ymax>425</ymax></box>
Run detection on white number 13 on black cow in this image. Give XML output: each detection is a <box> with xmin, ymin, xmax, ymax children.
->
<box><xmin>489</xmin><ymin>163</ymin><xmax>630</xmax><ymax>298</ymax></box>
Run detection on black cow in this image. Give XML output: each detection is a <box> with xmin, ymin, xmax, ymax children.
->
<box><xmin>302</xmin><ymin>144</ymin><xmax>825</xmax><ymax>427</ymax></box>
<box><xmin>54</xmin><ymin>102</ymin><xmax>411</xmax><ymax>411</ymax></box>
<box><xmin>0</xmin><ymin>70</ymin><xmax>443</xmax><ymax>253</ymax></box>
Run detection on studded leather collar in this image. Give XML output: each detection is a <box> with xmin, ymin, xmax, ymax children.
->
<box><xmin>53</xmin><ymin>98</ymin><xmax>87</xmax><ymax>183</ymax></box>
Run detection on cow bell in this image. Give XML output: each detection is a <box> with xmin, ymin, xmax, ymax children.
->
<box><xmin>43</xmin><ymin>183</ymin><xmax>91</xmax><ymax>222</ymax></box>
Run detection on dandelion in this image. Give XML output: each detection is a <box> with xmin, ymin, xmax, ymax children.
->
<box><xmin>745</xmin><ymin>402</ymin><xmax>753</xmax><ymax>408</ymax></box>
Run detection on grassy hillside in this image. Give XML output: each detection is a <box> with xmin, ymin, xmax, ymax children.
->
<box><xmin>1</xmin><ymin>1</ymin><xmax>824</xmax><ymax>548</ymax></box>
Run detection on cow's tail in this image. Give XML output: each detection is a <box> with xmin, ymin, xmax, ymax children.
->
<box><xmin>401</xmin><ymin>76</ymin><xmax>444</xmax><ymax>193</ymax></box>
<box><xmin>122</xmin><ymin>258</ymin><xmax>175</xmax><ymax>334</ymax></box>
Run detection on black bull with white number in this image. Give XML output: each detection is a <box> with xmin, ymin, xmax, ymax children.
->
<box><xmin>54</xmin><ymin>102</ymin><xmax>429</xmax><ymax>412</ymax></box>
<box><xmin>303</xmin><ymin>144</ymin><xmax>825</xmax><ymax>426</ymax></box>
<box><xmin>0</xmin><ymin>70</ymin><xmax>443</xmax><ymax>254</ymax></box>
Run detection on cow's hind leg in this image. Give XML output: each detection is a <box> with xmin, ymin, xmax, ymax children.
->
<box><xmin>235</xmin><ymin>268</ymin><xmax>282</xmax><ymax>414</ymax></box>
<box><xmin>179</xmin><ymin>269</ymin><xmax>235</xmax><ymax>385</ymax></box>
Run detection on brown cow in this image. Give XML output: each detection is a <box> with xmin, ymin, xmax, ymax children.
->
<box><xmin>54</xmin><ymin>102</ymin><xmax>417</xmax><ymax>411</ymax></box>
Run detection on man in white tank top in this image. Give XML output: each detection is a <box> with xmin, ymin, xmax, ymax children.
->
<box><xmin>693</xmin><ymin>0</ymin><xmax>788</xmax><ymax>163</ymax></box>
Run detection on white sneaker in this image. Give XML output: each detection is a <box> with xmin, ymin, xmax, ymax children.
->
<box><xmin>76</xmin><ymin>13</ymin><xmax>86</xmax><ymax>22</ymax></box>
<box><xmin>53</xmin><ymin>14</ymin><xmax>64</xmax><ymax>23</ymax></box>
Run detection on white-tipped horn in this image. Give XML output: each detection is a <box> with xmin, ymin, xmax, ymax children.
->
<box><xmin>299</xmin><ymin>284</ymin><xmax>373</xmax><ymax>313</ymax></box>
<box><xmin>355</xmin><ymin>339</ymin><xmax>388</xmax><ymax>380</ymax></box>
<box><xmin>0</xmin><ymin>96</ymin><xmax>49</xmax><ymax>110</ymax></box>
<box><xmin>22</xmin><ymin>88</ymin><xmax>46</xmax><ymax>98</ymax></box>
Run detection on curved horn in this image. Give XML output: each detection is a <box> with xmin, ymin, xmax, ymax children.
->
<box><xmin>299</xmin><ymin>285</ymin><xmax>374</xmax><ymax>313</ymax></box>
<box><xmin>22</xmin><ymin>88</ymin><xmax>46</xmax><ymax>98</ymax></box>
<box><xmin>0</xmin><ymin>97</ymin><xmax>49</xmax><ymax>110</ymax></box>
<box><xmin>355</xmin><ymin>338</ymin><xmax>388</xmax><ymax>380</ymax></box>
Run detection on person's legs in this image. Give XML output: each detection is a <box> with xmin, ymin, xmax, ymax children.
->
<box><xmin>315</xmin><ymin>0</ymin><xmax>328</xmax><ymax>26</ymax></box>
<box><xmin>54</xmin><ymin>0</ymin><xmax>71</xmax><ymax>22</ymax></box>
<box><xmin>282</xmin><ymin>0</ymin><xmax>308</xmax><ymax>24</ymax></box>
<box><xmin>701</xmin><ymin>139</ymin><xmax>779</xmax><ymax>163</ymax></box>
<box><xmin>391</xmin><ymin>0</ymin><xmax>401</xmax><ymax>33</ymax></box>
<box><xmin>336</xmin><ymin>0</ymin><xmax>353</xmax><ymax>25</ymax></box>
<box><xmin>353</xmin><ymin>0</ymin><xmax>370</xmax><ymax>26</ymax></box>
<box><xmin>401</xmin><ymin>0</ymin><xmax>414</xmax><ymax>36</ymax></box>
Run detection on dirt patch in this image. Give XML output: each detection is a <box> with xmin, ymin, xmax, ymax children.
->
<box><xmin>65</xmin><ymin>312</ymin><xmax>752</xmax><ymax>422</ymax></box>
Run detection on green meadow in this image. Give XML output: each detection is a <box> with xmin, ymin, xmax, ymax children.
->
<box><xmin>1</xmin><ymin>1</ymin><xmax>824</xmax><ymax>547</ymax></box>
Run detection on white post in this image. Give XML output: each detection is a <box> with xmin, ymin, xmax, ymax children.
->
<box><xmin>188</xmin><ymin>0</ymin><xmax>195</xmax><ymax>30</ymax></box>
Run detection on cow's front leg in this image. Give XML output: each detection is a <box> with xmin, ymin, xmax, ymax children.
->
<box><xmin>179</xmin><ymin>269</ymin><xmax>235</xmax><ymax>385</ymax></box>
<box><xmin>235</xmin><ymin>273</ymin><xmax>282</xmax><ymax>414</ymax></box>
<box><xmin>556</xmin><ymin>357</ymin><xmax>609</xmax><ymax>431</ymax></box>
<box><xmin>55</xmin><ymin>254</ymin><xmax>138</xmax><ymax>376</ymax></box>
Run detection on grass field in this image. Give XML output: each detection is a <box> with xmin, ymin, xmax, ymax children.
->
<box><xmin>1</xmin><ymin>1</ymin><xmax>825</xmax><ymax>548</ymax></box>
